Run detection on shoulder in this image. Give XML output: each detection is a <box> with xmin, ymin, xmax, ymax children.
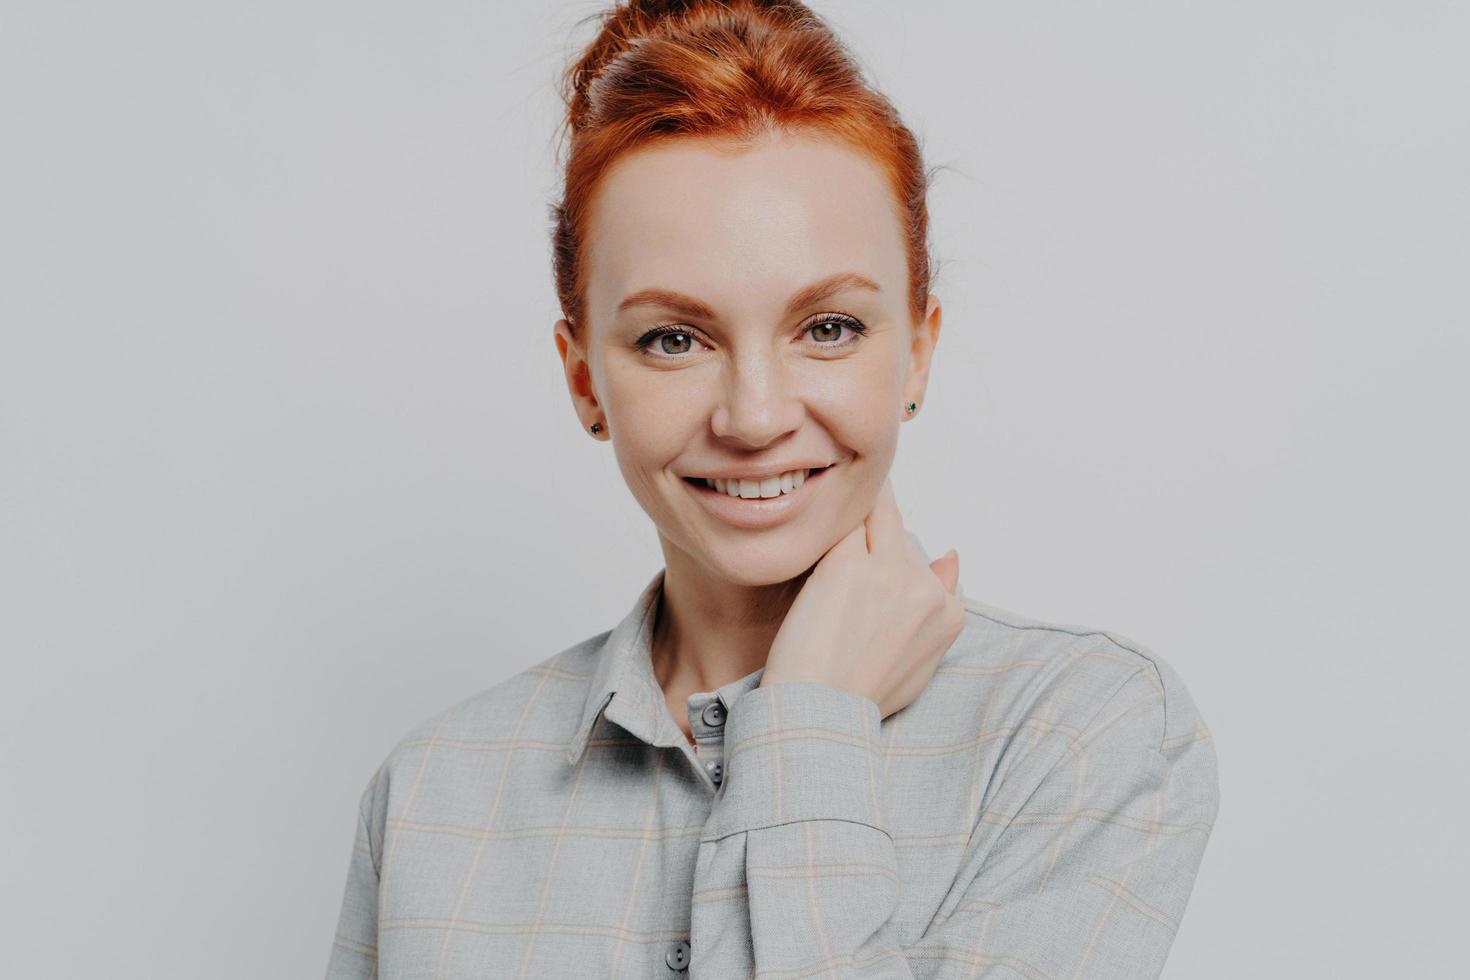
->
<box><xmin>939</xmin><ymin>595</ymin><xmax>1219</xmax><ymax>826</ymax></box>
<box><xmin>360</xmin><ymin>627</ymin><xmax>611</xmax><ymax>795</ymax></box>
<box><xmin>946</xmin><ymin>594</ymin><xmax>1215</xmax><ymax>757</ymax></box>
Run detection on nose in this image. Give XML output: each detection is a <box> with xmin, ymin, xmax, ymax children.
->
<box><xmin>708</xmin><ymin>355</ymin><xmax>805</xmax><ymax>449</ymax></box>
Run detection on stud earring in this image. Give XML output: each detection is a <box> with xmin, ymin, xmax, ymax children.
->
<box><xmin>905</xmin><ymin>401</ymin><xmax>917</xmax><ymax>415</ymax></box>
<box><xmin>590</xmin><ymin>422</ymin><xmax>603</xmax><ymax>435</ymax></box>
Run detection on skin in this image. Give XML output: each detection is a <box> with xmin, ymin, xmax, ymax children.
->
<box><xmin>553</xmin><ymin>129</ymin><xmax>958</xmax><ymax>743</ymax></box>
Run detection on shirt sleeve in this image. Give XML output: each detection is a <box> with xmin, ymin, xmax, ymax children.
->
<box><xmin>703</xmin><ymin>670</ymin><xmax>1219</xmax><ymax>979</ymax></box>
<box><xmin>324</xmin><ymin>769</ymin><xmax>387</xmax><ymax>979</ymax></box>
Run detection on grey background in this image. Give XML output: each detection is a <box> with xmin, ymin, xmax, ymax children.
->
<box><xmin>2</xmin><ymin>1</ymin><xmax>1465</xmax><ymax>976</ymax></box>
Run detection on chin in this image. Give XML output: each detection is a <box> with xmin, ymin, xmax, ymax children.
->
<box><xmin>694</xmin><ymin>530</ymin><xmax>827</xmax><ymax>588</ymax></box>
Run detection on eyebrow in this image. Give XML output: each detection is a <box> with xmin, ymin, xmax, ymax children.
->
<box><xmin>614</xmin><ymin>271</ymin><xmax>882</xmax><ymax>321</ymax></box>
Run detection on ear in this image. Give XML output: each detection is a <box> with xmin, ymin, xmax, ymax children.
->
<box><xmin>902</xmin><ymin>293</ymin><xmax>943</xmax><ymax>414</ymax></box>
<box><xmin>553</xmin><ymin>318</ymin><xmax>603</xmax><ymax>432</ymax></box>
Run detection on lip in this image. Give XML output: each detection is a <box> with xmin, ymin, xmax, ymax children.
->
<box><xmin>684</xmin><ymin>459</ymin><xmax>840</xmax><ymax>482</ymax></box>
<box><xmin>681</xmin><ymin>463</ymin><xmax>837</xmax><ymax>530</ymax></box>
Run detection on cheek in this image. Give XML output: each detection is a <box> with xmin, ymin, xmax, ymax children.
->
<box><xmin>604</xmin><ymin>374</ymin><xmax>702</xmax><ymax>493</ymax></box>
<box><xmin>812</xmin><ymin>373</ymin><xmax>900</xmax><ymax>448</ymax></box>
<box><xmin>605</xmin><ymin>366</ymin><xmax>690</xmax><ymax>434</ymax></box>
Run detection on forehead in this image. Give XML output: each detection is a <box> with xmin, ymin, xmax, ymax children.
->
<box><xmin>583</xmin><ymin>132</ymin><xmax>906</xmax><ymax>324</ymax></box>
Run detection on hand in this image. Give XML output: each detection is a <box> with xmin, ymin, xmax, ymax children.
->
<box><xmin>760</xmin><ymin>475</ymin><xmax>965</xmax><ymax>719</ymax></box>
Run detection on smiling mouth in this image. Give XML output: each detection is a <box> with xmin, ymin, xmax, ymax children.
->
<box><xmin>681</xmin><ymin>463</ymin><xmax>834</xmax><ymax>499</ymax></box>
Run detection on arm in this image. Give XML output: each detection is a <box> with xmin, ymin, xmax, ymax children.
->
<box><xmin>700</xmin><ymin>670</ymin><xmax>1219</xmax><ymax>979</ymax></box>
<box><xmin>325</xmin><ymin>771</ymin><xmax>386</xmax><ymax>979</ymax></box>
<box><xmin>910</xmin><ymin>666</ymin><xmax>1220</xmax><ymax>978</ymax></box>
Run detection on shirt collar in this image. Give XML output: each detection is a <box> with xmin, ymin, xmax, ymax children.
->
<box><xmin>565</xmin><ymin>533</ymin><xmax>955</xmax><ymax>767</ymax></box>
<box><xmin>565</xmin><ymin>566</ymin><xmax>665</xmax><ymax>767</ymax></box>
<box><xmin>564</xmin><ymin>566</ymin><xmax>766</xmax><ymax>767</ymax></box>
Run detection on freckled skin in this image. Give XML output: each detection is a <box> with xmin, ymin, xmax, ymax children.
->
<box><xmin>553</xmin><ymin>131</ymin><xmax>944</xmax><ymax>729</ymax></box>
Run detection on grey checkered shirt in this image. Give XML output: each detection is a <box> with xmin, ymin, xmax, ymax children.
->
<box><xmin>326</xmin><ymin>561</ymin><xmax>1219</xmax><ymax>978</ymax></box>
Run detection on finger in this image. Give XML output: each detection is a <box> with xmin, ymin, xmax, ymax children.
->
<box><xmin>864</xmin><ymin>475</ymin><xmax>909</xmax><ymax>556</ymax></box>
<box><xmin>903</xmin><ymin>529</ymin><xmax>927</xmax><ymax>566</ymax></box>
<box><xmin>929</xmin><ymin>548</ymin><xmax>960</xmax><ymax>595</ymax></box>
<box><xmin>827</xmin><ymin>515</ymin><xmax>869</xmax><ymax>561</ymax></box>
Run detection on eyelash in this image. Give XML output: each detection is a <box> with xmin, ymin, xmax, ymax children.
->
<box><xmin>634</xmin><ymin>314</ymin><xmax>868</xmax><ymax>360</ymax></box>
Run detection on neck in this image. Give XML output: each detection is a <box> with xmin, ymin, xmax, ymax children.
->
<box><xmin>649</xmin><ymin>537</ymin><xmax>812</xmax><ymax>698</ymax></box>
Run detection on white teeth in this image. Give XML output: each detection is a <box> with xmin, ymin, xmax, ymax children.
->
<box><xmin>703</xmin><ymin>468</ymin><xmax>810</xmax><ymax>499</ymax></box>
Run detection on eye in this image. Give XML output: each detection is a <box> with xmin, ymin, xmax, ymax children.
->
<box><xmin>632</xmin><ymin>313</ymin><xmax>868</xmax><ymax>361</ymax></box>
<box><xmin>805</xmin><ymin>314</ymin><xmax>867</xmax><ymax>348</ymax></box>
<box><xmin>634</xmin><ymin>326</ymin><xmax>710</xmax><ymax>359</ymax></box>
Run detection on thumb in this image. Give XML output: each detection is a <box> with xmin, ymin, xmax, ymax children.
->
<box><xmin>929</xmin><ymin>548</ymin><xmax>960</xmax><ymax>595</ymax></box>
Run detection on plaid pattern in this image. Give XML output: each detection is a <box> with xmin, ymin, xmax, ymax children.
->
<box><xmin>326</xmin><ymin>564</ymin><xmax>1219</xmax><ymax>979</ymax></box>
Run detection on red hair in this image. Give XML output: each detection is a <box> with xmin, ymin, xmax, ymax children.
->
<box><xmin>551</xmin><ymin>0</ymin><xmax>937</xmax><ymax>340</ymax></box>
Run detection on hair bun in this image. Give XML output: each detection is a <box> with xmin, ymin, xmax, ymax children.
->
<box><xmin>561</xmin><ymin>0</ymin><xmax>813</xmax><ymax>133</ymax></box>
<box><xmin>549</xmin><ymin>0</ymin><xmax>935</xmax><ymax>338</ymax></box>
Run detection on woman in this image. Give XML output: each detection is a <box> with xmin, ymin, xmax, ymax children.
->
<box><xmin>326</xmin><ymin>1</ymin><xmax>1219</xmax><ymax>977</ymax></box>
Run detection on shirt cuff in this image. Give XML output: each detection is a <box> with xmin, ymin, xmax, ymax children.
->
<box><xmin>702</xmin><ymin>681</ymin><xmax>892</xmax><ymax>842</ymax></box>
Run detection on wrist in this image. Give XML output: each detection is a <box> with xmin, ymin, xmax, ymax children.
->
<box><xmin>706</xmin><ymin>681</ymin><xmax>892</xmax><ymax>839</ymax></box>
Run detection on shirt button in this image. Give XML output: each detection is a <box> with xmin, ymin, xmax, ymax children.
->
<box><xmin>704</xmin><ymin>760</ymin><xmax>723</xmax><ymax>785</ymax></box>
<box><xmin>701</xmin><ymin>701</ymin><xmax>726</xmax><ymax>727</ymax></box>
<box><xmin>665</xmin><ymin>939</ymin><xmax>690</xmax><ymax>971</ymax></box>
